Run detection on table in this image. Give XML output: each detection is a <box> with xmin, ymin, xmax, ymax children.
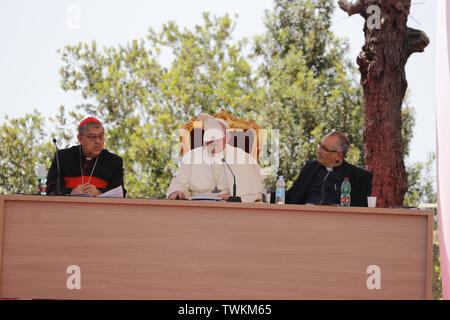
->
<box><xmin>0</xmin><ymin>195</ymin><xmax>433</xmax><ymax>299</ymax></box>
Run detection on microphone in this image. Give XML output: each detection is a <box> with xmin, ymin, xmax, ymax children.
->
<box><xmin>52</xmin><ymin>139</ymin><xmax>64</xmax><ymax>196</ymax></box>
<box><xmin>319</xmin><ymin>167</ymin><xmax>333</xmax><ymax>205</ymax></box>
<box><xmin>221</xmin><ymin>158</ymin><xmax>242</xmax><ymax>202</ymax></box>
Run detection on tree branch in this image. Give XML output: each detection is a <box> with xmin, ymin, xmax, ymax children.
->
<box><xmin>406</xmin><ymin>27</ymin><xmax>430</xmax><ymax>56</ymax></box>
<box><xmin>388</xmin><ymin>0</ymin><xmax>411</xmax><ymax>13</ymax></box>
<box><xmin>338</xmin><ymin>0</ymin><xmax>364</xmax><ymax>16</ymax></box>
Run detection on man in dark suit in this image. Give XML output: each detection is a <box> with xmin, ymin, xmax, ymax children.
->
<box><xmin>285</xmin><ymin>131</ymin><xmax>372</xmax><ymax>207</ymax></box>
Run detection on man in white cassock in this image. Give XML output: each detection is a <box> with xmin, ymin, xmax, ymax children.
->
<box><xmin>166</xmin><ymin>114</ymin><xmax>264</xmax><ymax>202</ymax></box>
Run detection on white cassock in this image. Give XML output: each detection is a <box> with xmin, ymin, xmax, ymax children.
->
<box><xmin>166</xmin><ymin>145</ymin><xmax>264</xmax><ymax>202</ymax></box>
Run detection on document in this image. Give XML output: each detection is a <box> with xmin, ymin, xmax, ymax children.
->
<box><xmin>98</xmin><ymin>186</ymin><xmax>124</xmax><ymax>198</ymax></box>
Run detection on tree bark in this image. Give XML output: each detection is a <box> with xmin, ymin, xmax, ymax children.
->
<box><xmin>338</xmin><ymin>0</ymin><xmax>429</xmax><ymax>207</ymax></box>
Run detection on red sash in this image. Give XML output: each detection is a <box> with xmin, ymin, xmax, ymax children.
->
<box><xmin>64</xmin><ymin>176</ymin><xmax>109</xmax><ymax>189</ymax></box>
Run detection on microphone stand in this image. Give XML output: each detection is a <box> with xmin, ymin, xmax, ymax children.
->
<box><xmin>222</xmin><ymin>158</ymin><xmax>242</xmax><ymax>202</ymax></box>
<box><xmin>52</xmin><ymin>139</ymin><xmax>64</xmax><ymax>196</ymax></box>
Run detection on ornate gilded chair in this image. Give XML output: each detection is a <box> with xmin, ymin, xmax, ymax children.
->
<box><xmin>179</xmin><ymin>109</ymin><xmax>263</xmax><ymax>161</ymax></box>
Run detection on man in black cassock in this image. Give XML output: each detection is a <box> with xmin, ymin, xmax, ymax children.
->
<box><xmin>46</xmin><ymin>117</ymin><xmax>126</xmax><ymax>197</ymax></box>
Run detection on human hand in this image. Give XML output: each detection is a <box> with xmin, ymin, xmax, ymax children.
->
<box><xmin>83</xmin><ymin>184</ymin><xmax>102</xmax><ymax>196</ymax></box>
<box><xmin>71</xmin><ymin>184</ymin><xmax>101</xmax><ymax>196</ymax></box>
<box><xmin>71</xmin><ymin>184</ymin><xmax>87</xmax><ymax>195</ymax></box>
<box><xmin>218</xmin><ymin>192</ymin><xmax>231</xmax><ymax>201</ymax></box>
<box><xmin>167</xmin><ymin>191</ymin><xmax>186</xmax><ymax>200</ymax></box>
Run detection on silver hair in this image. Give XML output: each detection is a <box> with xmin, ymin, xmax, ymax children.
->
<box><xmin>78</xmin><ymin>122</ymin><xmax>103</xmax><ymax>135</ymax></box>
<box><xmin>326</xmin><ymin>131</ymin><xmax>350</xmax><ymax>155</ymax></box>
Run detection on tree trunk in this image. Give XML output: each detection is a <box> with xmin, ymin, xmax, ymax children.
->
<box><xmin>338</xmin><ymin>0</ymin><xmax>429</xmax><ymax>207</ymax></box>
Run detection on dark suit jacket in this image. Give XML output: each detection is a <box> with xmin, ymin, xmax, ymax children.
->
<box><xmin>285</xmin><ymin>160</ymin><xmax>373</xmax><ymax>207</ymax></box>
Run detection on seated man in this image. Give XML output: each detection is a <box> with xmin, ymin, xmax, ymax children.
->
<box><xmin>166</xmin><ymin>114</ymin><xmax>264</xmax><ymax>202</ymax></box>
<box><xmin>46</xmin><ymin>117</ymin><xmax>126</xmax><ymax>197</ymax></box>
<box><xmin>285</xmin><ymin>131</ymin><xmax>372</xmax><ymax>207</ymax></box>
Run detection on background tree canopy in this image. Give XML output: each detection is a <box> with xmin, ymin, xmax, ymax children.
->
<box><xmin>0</xmin><ymin>0</ymin><xmax>433</xmax><ymax>205</ymax></box>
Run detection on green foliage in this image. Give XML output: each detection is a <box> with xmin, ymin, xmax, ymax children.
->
<box><xmin>404</xmin><ymin>152</ymin><xmax>436</xmax><ymax>207</ymax></box>
<box><xmin>0</xmin><ymin>111</ymin><xmax>54</xmax><ymax>194</ymax></box>
<box><xmin>433</xmin><ymin>244</ymin><xmax>442</xmax><ymax>300</ymax></box>
<box><xmin>401</xmin><ymin>93</ymin><xmax>416</xmax><ymax>159</ymax></box>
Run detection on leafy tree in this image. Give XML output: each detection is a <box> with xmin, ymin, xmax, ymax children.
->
<box><xmin>0</xmin><ymin>111</ymin><xmax>53</xmax><ymax>194</ymax></box>
<box><xmin>404</xmin><ymin>153</ymin><xmax>437</xmax><ymax>207</ymax></box>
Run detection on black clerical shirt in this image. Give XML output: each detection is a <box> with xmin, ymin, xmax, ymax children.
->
<box><xmin>304</xmin><ymin>164</ymin><xmax>344</xmax><ymax>205</ymax></box>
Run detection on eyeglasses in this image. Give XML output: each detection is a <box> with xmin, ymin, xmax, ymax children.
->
<box><xmin>318</xmin><ymin>143</ymin><xmax>339</xmax><ymax>153</ymax></box>
<box><xmin>82</xmin><ymin>133</ymin><xmax>105</xmax><ymax>141</ymax></box>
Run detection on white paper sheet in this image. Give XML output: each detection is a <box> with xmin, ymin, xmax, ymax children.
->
<box><xmin>98</xmin><ymin>186</ymin><xmax>124</xmax><ymax>198</ymax></box>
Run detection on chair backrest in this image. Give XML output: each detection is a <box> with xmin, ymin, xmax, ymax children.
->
<box><xmin>179</xmin><ymin>110</ymin><xmax>263</xmax><ymax>161</ymax></box>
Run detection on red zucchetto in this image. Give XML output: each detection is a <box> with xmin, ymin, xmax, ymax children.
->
<box><xmin>78</xmin><ymin>117</ymin><xmax>102</xmax><ymax>128</ymax></box>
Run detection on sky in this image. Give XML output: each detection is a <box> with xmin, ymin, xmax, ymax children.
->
<box><xmin>0</xmin><ymin>0</ymin><xmax>437</xmax><ymax>166</ymax></box>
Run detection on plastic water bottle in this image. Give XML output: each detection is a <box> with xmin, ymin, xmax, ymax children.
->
<box><xmin>265</xmin><ymin>188</ymin><xmax>272</xmax><ymax>204</ymax></box>
<box><xmin>340</xmin><ymin>177</ymin><xmax>351</xmax><ymax>207</ymax></box>
<box><xmin>275</xmin><ymin>176</ymin><xmax>286</xmax><ymax>204</ymax></box>
<box><xmin>36</xmin><ymin>163</ymin><xmax>47</xmax><ymax>195</ymax></box>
